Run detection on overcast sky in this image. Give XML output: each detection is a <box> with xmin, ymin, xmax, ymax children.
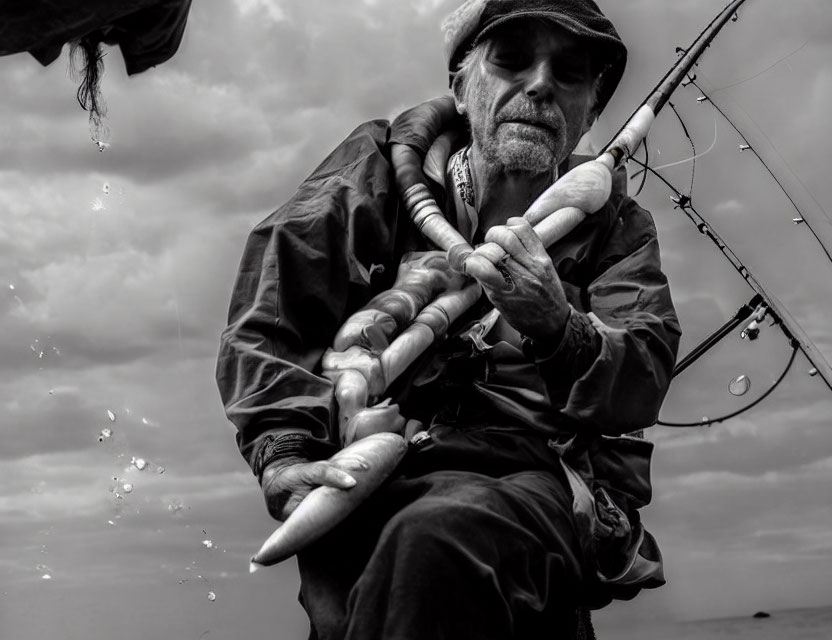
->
<box><xmin>1</xmin><ymin>1</ymin><xmax>831</xmax><ymax>638</ymax></box>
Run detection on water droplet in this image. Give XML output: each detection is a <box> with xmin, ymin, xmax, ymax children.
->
<box><xmin>48</xmin><ymin>389</ymin><xmax>54</xmax><ymax>395</ymax></box>
<box><xmin>41</xmin><ymin>574</ymin><xmax>52</xmax><ymax>580</ymax></box>
<box><xmin>107</xmin><ymin>410</ymin><xmax>116</xmax><ymax>422</ymax></box>
<box><xmin>36</xmin><ymin>564</ymin><xmax>48</xmax><ymax>571</ymax></box>
<box><xmin>102</xmin><ymin>183</ymin><xmax>110</xmax><ymax>194</ymax></box>
<box><xmin>168</xmin><ymin>501</ymin><xmax>184</xmax><ymax>514</ymax></box>
<box><xmin>122</xmin><ymin>483</ymin><xmax>133</xmax><ymax>494</ymax></box>
<box><xmin>107</xmin><ymin>520</ymin><xmax>115</xmax><ymax>526</ymax></box>
<box><xmin>728</xmin><ymin>374</ymin><xmax>750</xmax><ymax>396</ymax></box>
<box><xmin>91</xmin><ymin>198</ymin><xmax>106</xmax><ymax>212</ymax></box>
<box><xmin>701</xmin><ymin>416</ymin><xmax>710</xmax><ymax>424</ymax></box>
<box><xmin>808</xmin><ymin>368</ymin><xmax>818</xmax><ymax>377</ymax></box>
<box><xmin>202</xmin><ymin>540</ymin><xmax>213</xmax><ymax>549</ymax></box>
<box><xmin>207</xmin><ymin>591</ymin><xmax>216</xmax><ymax>602</ymax></box>
<box><xmin>141</xmin><ymin>417</ymin><xmax>149</xmax><ymax>425</ymax></box>
<box><xmin>8</xmin><ymin>284</ymin><xmax>14</xmax><ymax>291</ymax></box>
<box><xmin>98</xmin><ymin>428</ymin><xmax>113</xmax><ymax>442</ymax></box>
<box><xmin>132</xmin><ymin>457</ymin><xmax>147</xmax><ymax>471</ymax></box>
<box><xmin>157</xmin><ymin>466</ymin><xmax>166</xmax><ymax>474</ymax></box>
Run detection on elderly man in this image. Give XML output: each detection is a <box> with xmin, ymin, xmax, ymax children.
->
<box><xmin>217</xmin><ymin>1</ymin><xmax>680</xmax><ymax>638</ymax></box>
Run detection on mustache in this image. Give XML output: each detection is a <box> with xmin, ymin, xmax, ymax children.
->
<box><xmin>497</xmin><ymin>103</ymin><xmax>563</xmax><ymax>133</ymax></box>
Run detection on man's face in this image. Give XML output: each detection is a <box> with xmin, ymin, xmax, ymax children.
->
<box><xmin>461</xmin><ymin>19</ymin><xmax>598</xmax><ymax>175</ymax></box>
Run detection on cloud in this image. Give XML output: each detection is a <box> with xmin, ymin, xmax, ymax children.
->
<box><xmin>713</xmin><ymin>199</ymin><xmax>744</xmax><ymax>215</ymax></box>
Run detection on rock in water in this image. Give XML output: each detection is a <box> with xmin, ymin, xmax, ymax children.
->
<box><xmin>250</xmin><ymin>432</ymin><xmax>407</xmax><ymax>570</ymax></box>
<box><xmin>752</xmin><ymin>611</ymin><xmax>771</xmax><ymax>619</ymax></box>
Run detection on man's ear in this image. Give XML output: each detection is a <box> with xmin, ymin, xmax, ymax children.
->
<box><xmin>451</xmin><ymin>73</ymin><xmax>467</xmax><ymax>115</ymax></box>
<box><xmin>582</xmin><ymin>110</ymin><xmax>599</xmax><ymax>136</ymax></box>
<box><xmin>582</xmin><ymin>75</ymin><xmax>603</xmax><ymax>134</ymax></box>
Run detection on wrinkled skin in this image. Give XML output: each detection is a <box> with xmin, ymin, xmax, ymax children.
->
<box><xmin>262</xmin><ymin>459</ymin><xmax>358</xmax><ymax>522</ymax></box>
<box><xmin>466</xmin><ymin>217</ymin><xmax>570</xmax><ymax>344</ymax></box>
<box><xmin>459</xmin><ymin>19</ymin><xmax>598</xmax><ymax>186</ymax></box>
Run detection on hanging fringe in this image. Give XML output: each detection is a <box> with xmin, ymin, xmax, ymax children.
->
<box><xmin>69</xmin><ymin>34</ymin><xmax>108</xmax><ymax>140</ymax></box>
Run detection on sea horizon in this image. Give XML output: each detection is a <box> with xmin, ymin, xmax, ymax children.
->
<box><xmin>595</xmin><ymin>603</ymin><xmax>832</xmax><ymax>640</ymax></box>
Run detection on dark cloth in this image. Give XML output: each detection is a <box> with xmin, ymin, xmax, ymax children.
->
<box><xmin>298</xmin><ymin>464</ymin><xmax>584</xmax><ymax>640</ymax></box>
<box><xmin>0</xmin><ymin>0</ymin><xmax>192</xmax><ymax>75</ymax></box>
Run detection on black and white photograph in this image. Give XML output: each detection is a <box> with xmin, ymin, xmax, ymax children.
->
<box><xmin>1</xmin><ymin>1</ymin><xmax>831</xmax><ymax>639</ymax></box>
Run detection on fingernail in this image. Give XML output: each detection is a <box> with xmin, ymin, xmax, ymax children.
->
<box><xmin>343</xmin><ymin>475</ymin><xmax>357</xmax><ymax>487</ymax></box>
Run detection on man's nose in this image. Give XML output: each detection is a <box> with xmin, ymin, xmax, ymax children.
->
<box><xmin>524</xmin><ymin>60</ymin><xmax>555</xmax><ymax>103</ymax></box>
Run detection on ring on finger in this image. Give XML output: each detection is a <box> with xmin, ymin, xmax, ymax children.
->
<box><xmin>496</xmin><ymin>260</ymin><xmax>515</xmax><ymax>292</ymax></box>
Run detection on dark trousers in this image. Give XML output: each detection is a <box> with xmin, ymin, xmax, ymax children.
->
<box><xmin>297</xmin><ymin>465</ymin><xmax>585</xmax><ymax>640</ymax></box>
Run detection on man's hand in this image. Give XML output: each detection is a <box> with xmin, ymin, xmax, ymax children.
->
<box><xmin>465</xmin><ymin>217</ymin><xmax>570</xmax><ymax>343</ymax></box>
<box><xmin>261</xmin><ymin>460</ymin><xmax>357</xmax><ymax>522</ymax></box>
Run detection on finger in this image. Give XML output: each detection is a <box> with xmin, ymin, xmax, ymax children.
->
<box><xmin>505</xmin><ymin>217</ymin><xmax>549</xmax><ymax>258</ymax></box>
<box><xmin>351</xmin><ymin>405</ymin><xmax>407</xmax><ymax>441</ymax></box>
<box><xmin>470</xmin><ymin>241</ymin><xmax>507</xmax><ymax>265</ymax></box>
<box><xmin>464</xmin><ymin>254</ymin><xmax>509</xmax><ymax>291</ymax></box>
<box><xmin>404</xmin><ymin>419</ymin><xmax>424</xmax><ymax>441</ymax></box>
<box><xmin>304</xmin><ymin>461</ymin><xmax>357</xmax><ymax>489</ymax></box>
<box><xmin>484</xmin><ymin>225</ymin><xmax>537</xmax><ymax>272</ymax></box>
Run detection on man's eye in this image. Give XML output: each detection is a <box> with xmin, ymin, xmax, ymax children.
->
<box><xmin>554</xmin><ymin>66</ymin><xmax>588</xmax><ymax>83</ymax></box>
<box><xmin>490</xmin><ymin>52</ymin><xmax>528</xmax><ymax>70</ymax></box>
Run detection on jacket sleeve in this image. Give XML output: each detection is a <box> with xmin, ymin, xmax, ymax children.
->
<box><xmin>215</xmin><ymin>120</ymin><xmax>401</xmax><ymax>478</ymax></box>
<box><xmin>538</xmin><ymin>197</ymin><xmax>682</xmax><ymax>435</ymax></box>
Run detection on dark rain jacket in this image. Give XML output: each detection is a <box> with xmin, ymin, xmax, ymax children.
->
<box><xmin>216</xmin><ymin>101</ymin><xmax>681</xmax><ymax>597</ymax></box>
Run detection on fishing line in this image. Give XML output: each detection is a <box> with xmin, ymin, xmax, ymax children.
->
<box><xmin>658</xmin><ymin>343</ymin><xmax>798</xmax><ymax>427</ymax></box>
<box><xmin>627</xmin><ymin>142</ymin><xmax>829</xmax><ymax>413</ymax></box>
<box><xmin>690</xmin><ymin>80</ymin><xmax>832</xmax><ymax>266</ymax></box>
<box><xmin>709</xmin><ymin>40</ymin><xmax>810</xmax><ymax>93</ymax></box>
<box><xmin>629</xmin><ymin>154</ymin><xmax>765</xmax><ymax>289</ymax></box>
<box><xmin>631</xmin><ymin>146</ymin><xmax>831</xmax><ymax>392</ymax></box>
<box><xmin>629</xmin><ymin>97</ymin><xmax>715</xmax><ymax>204</ymax></box>
<box><xmin>671</xmin><ymin>101</ymin><xmax>697</xmax><ymax>201</ymax></box>
<box><xmin>647</xmin><ymin>104</ymin><xmax>718</xmax><ymax>177</ymax></box>
<box><xmin>632</xmin><ymin>136</ymin><xmax>649</xmax><ymax>198</ymax></box>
